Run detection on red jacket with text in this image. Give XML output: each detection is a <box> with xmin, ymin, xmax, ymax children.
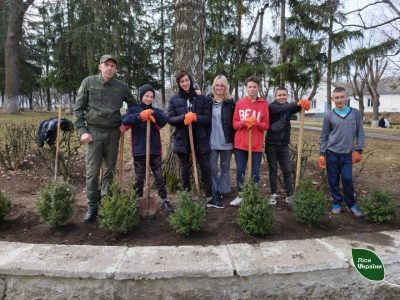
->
<box><xmin>233</xmin><ymin>96</ymin><xmax>269</xmax><ymax>152</ymax></box>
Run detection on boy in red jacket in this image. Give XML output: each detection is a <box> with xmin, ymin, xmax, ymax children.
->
<box><xmin>230</xmin><ymin>76</ymin><xmax>269</xmax><ymax>206</ymax></box>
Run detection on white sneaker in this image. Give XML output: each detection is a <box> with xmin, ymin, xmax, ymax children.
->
<box><xmin>269</xmin><ymin>194</ymin><xmax>278</xmax><ymax>205</ymax></box>
<box><xmin>230</xmin><ymin>196</ymin><xmax>243</xmax><ymax>206</ymax></box>
<box><xmin>285</xmin><ymin>196</ymin><xmax>293</xmax><ymax>204</ymax></box>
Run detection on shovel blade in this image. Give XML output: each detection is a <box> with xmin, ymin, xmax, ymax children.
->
<box><xmin>138</xmin><ymin>196</ymin><xmax>158</xmax><ymax>219</ymax></box>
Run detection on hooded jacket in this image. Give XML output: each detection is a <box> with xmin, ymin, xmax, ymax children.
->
<box><xmin>233</xmin><ymin>96</ymin><xmax>269</xmax><ymax>152</ymax></box>
<box><xmin>167</xmin><ymin>75</ymin><xmax>211</xmax><ymax>154</ymax></box>
<box><xmin>122</xmin><ymin>102</ymin><xmax>168</xmax><ymax>156</ymax></box>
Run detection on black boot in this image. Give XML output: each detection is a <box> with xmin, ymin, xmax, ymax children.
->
<box><xmin>161</xmin><ymin>200</ymin><xmax>174</xmax><ymax>214</ymax></box>
<box><xmin>84</xmin><ymin>208</ymin><xmax>98</xmax><ymax>223</ymax></box>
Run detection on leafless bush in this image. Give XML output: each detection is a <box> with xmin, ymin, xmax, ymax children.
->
<box><xmin>0</xmin><ymin>122</ymin><xmax>36</xmax><ymax>170</ymax></box>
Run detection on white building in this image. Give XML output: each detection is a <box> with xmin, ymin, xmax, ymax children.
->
<box><xmin>307</xmin><ymin>77</ymin><xmax>400</xmax><ymax>115</ymax></box>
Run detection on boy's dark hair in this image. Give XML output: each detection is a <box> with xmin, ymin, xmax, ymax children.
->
<box><xmin>176</xmin><ymin>70</ymin><xmax>191</xmax><ymax>85</ymax></box>
<box><xmin>332</xmin><ymin>86</ymin><xmax>347</xmax><ymax>94</ymax></box>
<box><xmin>275</xmin><ymin>86</ymin><xmax>288</xmax><ymax>94</ymax></box>
<box><xmin>245</xmin><ymin>75</ymin><xmax>260</xmax><ymax>86</ymax></box>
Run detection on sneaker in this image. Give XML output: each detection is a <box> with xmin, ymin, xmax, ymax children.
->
<box><xmin>269</xmin><ymin>194</ymin><xmax>278</xmax><ymax>205</ymax></box>
<box><xmin>331</xmin><ymin>204</ymin><xmax>341</xmax><ymax>214</ymax></box>
<box><xmin>285</xmin><ymin>195</ymin><xmax>293</xmax><ymax>204</ymax></box>
<box><xmin>230</xmin><ymin>196</ymin><xmax>243</xmax><ymax>206</ymax></box>
<box><xmin>350</xmin><ymin>204</ymin><xmax>362</xmax><ymax>218</ymax></box>
<box><xmin>207</xmin><ymin>193</ymin><xmax>226</xmax><ymax>208</ymax></box>
<box><xmin>161</xmin><ymin>200</ymin><xmax>174</xmax><ymax>214</ymax></box>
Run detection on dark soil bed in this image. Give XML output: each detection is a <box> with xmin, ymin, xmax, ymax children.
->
<box><xmin>1</xmin><ymin>156</ymin><xmax>399</xmax><ymax>247</ymax></box>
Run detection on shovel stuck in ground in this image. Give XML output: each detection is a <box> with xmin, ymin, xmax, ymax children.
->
<box><xmin>137</xmin><ymin>119</ymin><xmax>158</xmax><ymax>219</ymax></box>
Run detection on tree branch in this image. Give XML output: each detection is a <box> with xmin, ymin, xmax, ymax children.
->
<box><xmin>339</xmin><ymin>16</ymin><xmax>400</xmax><ymax>29</ymax></box>
<box><xmin>344</xmin><ymin>1</ymin><xmax>387</xmax><ymax>16</ymax></box>
<box><xmin>383</xmin><ymin>0</ymin><xmax>400</xmax><ymax>17</ymax></box>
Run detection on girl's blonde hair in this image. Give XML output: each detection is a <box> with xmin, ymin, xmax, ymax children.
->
<box><xmin>211</xmin><ymin>75</ymin><xmax>230</xmax><ymax>100</ymax></box>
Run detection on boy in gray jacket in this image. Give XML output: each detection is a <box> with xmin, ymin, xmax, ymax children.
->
<box><xmin>319</xmin><ymin>87</ymin><xmax>365</xmax><ymax>217</ymax></box>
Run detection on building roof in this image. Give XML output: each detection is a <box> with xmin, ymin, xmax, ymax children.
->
<box><xmin>333</xmin><ymin>76</ymin><xmax>400</xmax><ymax>95</ymax></box>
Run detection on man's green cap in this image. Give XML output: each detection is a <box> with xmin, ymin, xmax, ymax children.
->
<box><xmin>99</xmin><ymin>54</ymin><xmax>117</xmax><ymax>64</ymax></box>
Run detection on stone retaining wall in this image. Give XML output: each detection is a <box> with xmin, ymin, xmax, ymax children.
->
<box><xmin>1</xmin><ymin>230</ymin><xmax>399</xmax><ymax>299</ymax></box>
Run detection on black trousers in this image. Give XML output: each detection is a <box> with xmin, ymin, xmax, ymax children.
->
<box><xmin>266</xmin><ymin>144</ymin><xmax>293</xmax><ymax>196</ymax></box>
<box><xmin>134</xmin><ymin>155</ymin><xmax>167</xmax><ymax>199</ymax></box>
<box><xmin>178</xmin><ymin>152</ymin><xmax>213</xmax><ymax>198</ymax></box>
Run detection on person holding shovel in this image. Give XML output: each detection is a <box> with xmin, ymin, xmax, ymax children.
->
<box><xmin>230</xmin><ymin>76</ymin><xmax>269</xmax><ymax>206</ymax></box>
<box><xmin>265</xmin><ymin>87</ymin><xmax>310</xmax><ymax>206</ymax></box>
<box><xmin>319</xmin><ymin>86</ymin><xmax>364</xmax><ymax>217</ymax></box>
<box><xmin>74</xmin><ymin>55</ymin><xmax>135</xmax><ymax>223</ymax></box>
<box><xmin>122</xmin><ymin>84</ymin><xmax>173</xmax><ymax>214</ymax></box>
<box><xmin>167</xmin><ymin>70</ymin><xmax>213</xmax><ymax>202</ymax></box>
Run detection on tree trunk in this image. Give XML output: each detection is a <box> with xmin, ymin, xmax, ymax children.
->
<box><xmin>4</xmin><ymin>0</ymin><xmax>34</xmax><ymax>114</ymax></box>
<box><xmin>326</xmin><ymin>10</ymin><xmax>334</xmax><ymax>111</ymax></box>
<box><xmin>173</xmin><ymin>0</ymin><xmax>205</xmax><ymax>88</ymax></box>
<box><xmin>279</xmin><ymin>0</ymin><xmax>286</xmax><ymax>86</ymax></box>
<box><xmin>160</xmin><ymin>0</ymin><xmax>166</xmax><ymax>108</ymax></box>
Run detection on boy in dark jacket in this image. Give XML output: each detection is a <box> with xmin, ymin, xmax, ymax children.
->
<box><xmin>167</xmin><ymin>70</ymin><xmax>213</xmax><ymax>202</ymax></box>
<box><xmin>265</xmin><ymin>87</ymin><xmax>310</xmax><ymax>205</ymax></box>
<box><xmin>122</xmin><ymin>84</ymin><xmax>173</xmax><ymax>213</ymax></box>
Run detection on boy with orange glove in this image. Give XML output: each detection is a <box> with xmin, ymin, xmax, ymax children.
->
<box><xmin>122</xmin><ymin>84</ymin><xmax>173</xmax><ymax>213</ymax></box>
<box><xmin>265</xmin><ymin>87</ymin><xmax>310</xmax><ymax>206</ymax></box>
<box><xmin>319</xmin><ymin>87</ymin><xmax>365</xmax><ymax>217</ymax></box>
<box><xmin>230</xmin><ymin>76</ymin><xmax>269</xmax><ymax>206</ymax></box>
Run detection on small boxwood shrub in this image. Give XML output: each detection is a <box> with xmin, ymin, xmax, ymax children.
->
<box><xmin>236</xmin><ymin>179</ymin><xmax>274</xmax><ymax>236</ymax></box>
<box><xmin>359</xmin><ymin>188</ymin><xmax>396</xmax><ymax>223</ymax></box>
<box><xmin>36</xmin><ymin>182</ymin><xmax>74</xmax><ymax>228</ymax></box>
<box><xmin>293</xmin><ymin>179</ymin><xmax>328</xmax><ymax>227</ymax></box>
<box><xmin>0</xmin><ymin>191</ymin><xmax>12</xmax><ymax>222</ymax></box>
<box><xmin>98</xmin><ymin>184</ymin><xmax>139</xmax><ymax>234</ymax></box>
<box><xmin>168</xmin><ymin>190</ymin><xmax>205</xmax><ymax>235</ymax></box>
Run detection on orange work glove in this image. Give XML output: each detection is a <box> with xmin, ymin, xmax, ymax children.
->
<box><xmin>244</xmin><ymin>116</ymin><xmax>257</xmax><ymax>129</ymax></box>
<box><xmin>297</xmin><ymin>99</ymin><xmax>311</xmax><ymax>111</ymax></box>
<box><xmin>139</xmin><ymin>109</ymin><xmax>153</xmax><ymax>122</ymax></box>
<box><xmin>352</xmin><ymin>151</ymin><xmax>362</xmax><ymax>164</ymax></box>
<box><xmin>184</xmin><ymin>112</ymin><xmax>197</xmax><ymax>125</ymax></box>
<box><xmin>318</xmin><ymin>155</ymin><xmax>326</xmax><ymax>169</ymax></box>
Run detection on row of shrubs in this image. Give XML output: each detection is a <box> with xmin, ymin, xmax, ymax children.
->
<box><xmin>0</xmin><ymin>180</ymin><xmax>397</xmax><ymax>236</ymax></box>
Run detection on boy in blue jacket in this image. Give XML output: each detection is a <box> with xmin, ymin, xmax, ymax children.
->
<box><xmin>122</xmin><ymin>84</ymin><xmax>173</xmax><ymax>213</ymax></box>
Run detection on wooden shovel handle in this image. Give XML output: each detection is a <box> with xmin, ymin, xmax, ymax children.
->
<box><xmin>246</xmin><ymin>128</ymin><xmax>252</xmax><ymax>179</ymax></box>
<box><xmin>188</xmin><ymin>123</ymin><xmax>200</xmax><ymax>194</ymax></box>
<box><xmin>145</xmin><ymin>120</ymin><xmax>151</xmax><ymax>200</ymax></box>
<box><xmin>295</xmin><ymin>109</ymin><xmax>305</xmax><ymax>190</ymax></box>
<box><xmin>54</xmin><ymin>102</ymin><xmax>62</xmax><ymax>182</ymax></box>
<box><xmin>117</xmin><ymin>132</ymin><xmax>125</xmax><ymax>185</ymax></box>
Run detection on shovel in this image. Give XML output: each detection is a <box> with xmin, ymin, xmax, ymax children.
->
<box><xmin>53</xmin><ymin>102</ymin><xmax>63</xmax><ymax>182</ymax></box>
<box><xmin>188</xmin><ymin>123</ymin><xmax>201</xmax><ymax>197</ymax></box>
<box><xmin>295</xmin><ymin>108</ymin><xmax>305</xmax><ymax>191</ymax></box>
<box><xmin>138</xmin><ymin>119</ymin><xmax>158</xmax><ymax>219</ymax></box>
<box><xmin>246</xmin><ymin>128</ymin><xmax>252</xmax><ymax>179</ymax></box>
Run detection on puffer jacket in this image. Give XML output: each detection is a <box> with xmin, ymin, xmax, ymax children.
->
<box><xmin>122</xmin><ymin>102</ymin><xmax>168</xmax><ymax>156</ymax></box>
<box><xmin>168</xmin><ymin>90</ymin><xmax>211</xmax><ymax>154</ymax></box>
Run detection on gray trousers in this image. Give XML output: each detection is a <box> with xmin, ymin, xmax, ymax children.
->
<box><xmin>85</xmin><ymin>126</ymin><xmax>120</xmax><ymax>209</ymax></box>
<box><xmin>209</xmin><ymin>149</ymin><xmax>232</xmax><ymax>194</ymax></box>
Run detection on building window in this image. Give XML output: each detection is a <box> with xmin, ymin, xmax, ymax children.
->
<box><xmin>311</xmin><ymin>99</ymin><xmax>316</xmax><ymax>109</ymax></box>
<box><xmin>346</xmin><ymin>99</ymin><xmax>350</xmax><ymax>106</ymax></box>
<box><xmin>367</xmin><ymin>98</ymin><xmax>372</xmax><ymax>107</ymax></box>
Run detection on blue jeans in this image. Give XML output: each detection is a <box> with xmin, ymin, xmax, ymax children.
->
<box><xmin>235</xmin><ymin>149</ymin><xmax>262</xmax><ymax>192</ymax></box>
<box><xmin>326</xmin><ymin>151</ymin><xmax>356</xmax><ymax>208</ymax></box>
<box><xmin>210</xmin><ymin>150</ymin><xmax>232</xmax><ymax>194</ymax></box>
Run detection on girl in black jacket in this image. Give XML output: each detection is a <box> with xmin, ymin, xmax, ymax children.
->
<box><xmin>206</xmin><ymin>75</ymin><xmax>235</xmax><ymax>208</ymax></box>
<box><xmin>167</xmin><ymin>70</ymin><xmax>213</xmax><ymax>201</ymax></box>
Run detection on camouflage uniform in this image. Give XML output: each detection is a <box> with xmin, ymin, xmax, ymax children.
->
<box><xmin>74</xmin><ymin>74</ymin><xmax>135</xmax><ymax>210</ymax></box>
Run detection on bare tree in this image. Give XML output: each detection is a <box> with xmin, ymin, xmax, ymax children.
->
<box><xmin>365</xmin><ymin>58</ymin><xmax>388</xmax><ymax>126</ymax></box>
<box><xmin>4</xmin><ymin>0</ymin><xmax>34</xmax><ymax>114</ymax></box>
